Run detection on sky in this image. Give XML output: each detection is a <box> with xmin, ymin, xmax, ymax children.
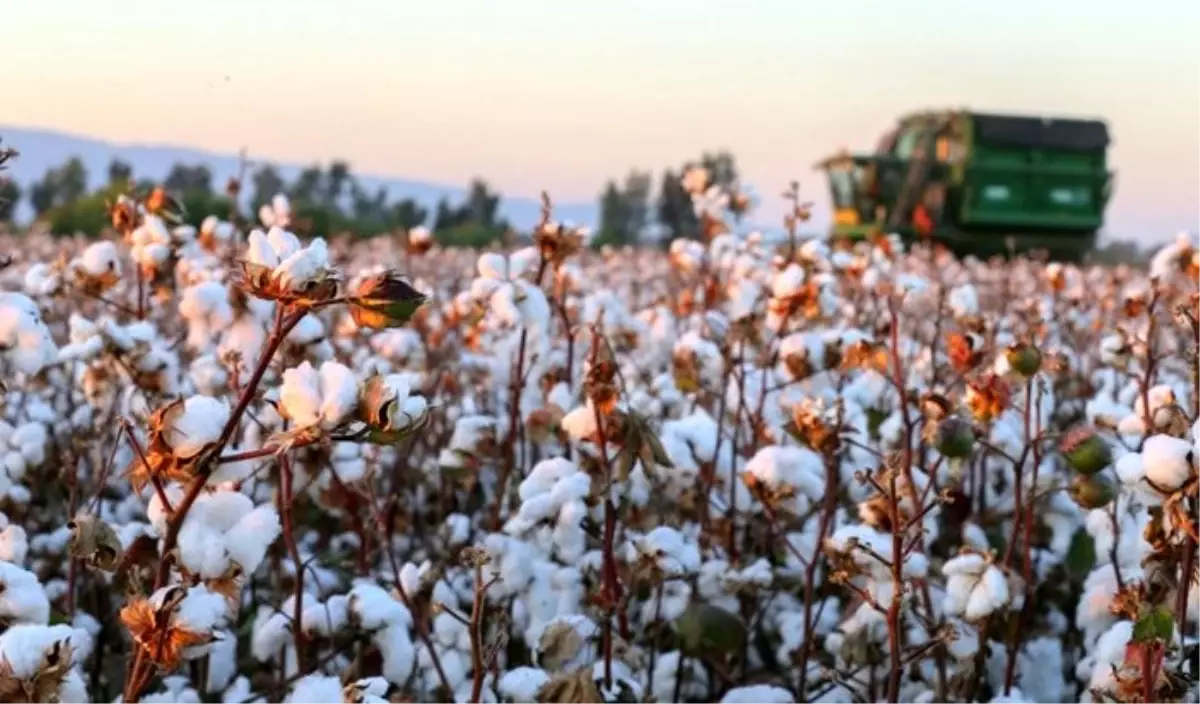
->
<box><xmin>4</xmin><ymin>0</ymin><xmax>1198</xmax><ymax>241</ymax></box>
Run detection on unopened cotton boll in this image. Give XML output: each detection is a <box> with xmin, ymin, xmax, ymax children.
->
<box><xmin>1141</xmin><ymin>434</ymin><xmax>1194</xmax><ymax>491</ymax></box>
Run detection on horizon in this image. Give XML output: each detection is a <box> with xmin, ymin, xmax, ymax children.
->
<box><xmin>4</xmin><ymin>0</ymin><xmax>1199</xmax><ymax>241</ymax></box>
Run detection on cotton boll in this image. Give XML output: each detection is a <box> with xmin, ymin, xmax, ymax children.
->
<box><xmin>376</xmin><ymin>622</ymin><xmax>416</xmax><ymax>685</ymax></box>
<box><xmin>499</xmin><ymin>667</ymin><xmax>549</xmax><ymax>702</ymax></box>
<box><xmin>0</xmin><ymin>293</ymin><xmax>59</xmax><ymax>376</ymax></box>
<box><xmin>1141</xmin><ymin>434</ymin><xmax>1193</xmax><ymax>490</ymax></box>
<box><xmin>721</xmin><ymin>685</ymin><xmax>795</xmax><ymax>703</ymax></box>
<box><xmin>77</xmin><ymin>241</ymin><xmax>121</xmax><ymax>277</ymax></box>
<box><xmin>318</xmin><ymin>361</ymin><xmax>358</xmax><ymax>429</ymax></box>
<box><xmin>250</xmin><ymin>607</ymin><xmax>292</xmax><ymax>662</ymax></box>
<box><xmin>286</xmin><ymin>675</ymin><xmax>343</xmax><ymax>704</ymax></box>
<box><xmin>168</xmin><ymin>396</ymin><xmax>231</xmax><ymax>458</ymax></box>
<box><xmin>177</xmin><ymin>521</ymin><xmax>231</xmax><ymax>579</ymax></box>
<box><xmin>246</xmin><ymin>230</ymin><xmax>280</xmax><ymax>269</ymax></box>
<box><xmin>349</xmin><ymin>582</ymin><xmax>411</xmax><ymax>631</ymax></box>
<box><xmin>207</xmin><ymin>630</ymin><xmax>238</xmax><ymax>693</ymax></box>
<box><xmin>225</xmin><ymin>505</ymin><xmax>282</xmax><ymax>574</ymax></box>
<box><xmin>280</xmin><ymin>362</ymin><xmax>322</xmax><ymax>428</ymax></box>
<box><xmin>274</xmin><ymin>239</ymin><xmax>330</xmax><ymax>292</ymax></box>
<box><xmin>0</xmin><ymin>561</ymin><xmax>50</xmax><ymax>624</ymax></box>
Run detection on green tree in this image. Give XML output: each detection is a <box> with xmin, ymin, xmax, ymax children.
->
<box><xmin>657</xmin><ymin>168</ymin><xmax>697</xmax><ymax>240</ymax></box>
<box><xmin>289</xmin><ymin>165</ymin><xmax>324</xmax><ymax>204</ymax></box>
<box><xmin>29</xmin><ymin>157</ymin><xmax>89</xmax><ymax>216</ymax></box>
<box><xmin>107</xmin><ymin>159</ymin><xmax>133</xmax><ymax>187</ymax></box>
<box><xmin>390</xmin><ymin>198</ymin><xmax>428</xmax><ymax>230</ymax></box>
<box><xmin>324</xmin><ymin>160</ymin><xmax>351</xmax><ymax>208</ymax></box>
<box><xmin>251</xmin><ymin>164</ymin><xmax>286</xmax><ymax>208</ymax></box>
<box><xmin>598</xmin><ymin>180</ymin><xmax>629</xmax><ymax>245</ymax></box>
<box><xmin>164</xmin><ymin>163</ymin><xmax>213</xmax><ymax>195</ymax></box>
<box><xmin>0</xmin><ymin>179</ymin><xmax>20</xmax><ymax>222</ymax></box>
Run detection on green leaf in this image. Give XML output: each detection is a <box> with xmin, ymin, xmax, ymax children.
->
<box><xmin>1064</xmin><ymin>529</ymin><xmax>1096</xmax><ymax>579</ymax></box>
<box><xmin>1132</xmin><ymin>605</ymin><xmax>1175</xmax><ymax>645</ymax></box>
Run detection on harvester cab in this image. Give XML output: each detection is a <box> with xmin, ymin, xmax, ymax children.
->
<box><xmin>817</xmin><ymin>110</ymin><xmax>1114</xmax><ymax>259</ymax></box>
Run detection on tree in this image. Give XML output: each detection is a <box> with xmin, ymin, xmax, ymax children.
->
<box><xmin>29</xmin><ymin>157</ymin><xmax>89</xmax><ymax>216</ymax></box>
<box><xmin>107</xmin><ymin>159</ymin><xmax>133</xmax><ymax>187</ymax></box>
<box><xmin>324</xmin><ymin>160</ymin><xmax>351</xmax><ymax>208</ymax></box>
<box><xmin>289</xmin><ymin>165</ymin><xmax>324</xmax><ymax>204</ymax></box>
<box><xmin>164</xmin><ymin>163</ymin><xmax>213</xmax><ymax>195</ymax></box>
<box><xmin>251</xmin><ymin>164</ymin><xmax>286</xmax><ymax>208</ymax></box>
<box><xmin>0</xmin><ymin>179</ymin><xmax>20</xmax><ymax>222</ymax></box>
<box><xmin>598</xmin><ymin>180</ymin><xmax>630</xmax><ymax>245</ymax></box>
<box><xmin>657</xmin><ymin>168</ymin><xmax>697</xmax><ymax>241</ymax></box>
<box><xmin>390</xmin><ymin>198</ymin><xmax>428</xmax><ymax>230</ymax></box>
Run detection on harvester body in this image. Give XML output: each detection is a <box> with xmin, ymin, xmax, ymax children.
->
<box><xmin>818</xmin><ymin>110</ymin><xmax>1113</xmax><ymax>259</ymax></box>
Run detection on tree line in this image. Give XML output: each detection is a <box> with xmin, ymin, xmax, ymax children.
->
<box><xmin>0</xmin><ymin>145</ymin><xmax>746</xmax><ymax>247</ymax></box>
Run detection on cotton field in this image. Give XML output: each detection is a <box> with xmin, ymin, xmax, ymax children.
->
<box><xmin>0</xmin><ymin>181</ymin><xmax>1197</xmax><ymax>704</ymax></box>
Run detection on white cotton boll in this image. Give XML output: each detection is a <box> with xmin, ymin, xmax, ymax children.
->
<box><xmin>0</xmin><ymin>623</ymin><xmax>91</xmax><ymax>680</ymax></box>
<box><xmin>275</xmin><ymin>239</ymin><xmax>330</xmax><ymax>292</ymax></box>
<box><xmin>771</xmin><ymin>263</ymin><xmax>806</xmax><ymax>298</ymax></box>
<box><xmin>266</xmin><ymin>227</ymin><xmax>301</xmax><ymax>260</ymax></box>
<box><xmin>178</xmin><ymin>522</ymin><xmax>231</xmax><ymax>579</ymax></box>
<box><xmin>376</xmin><ymin>622</ymin><xmax>416</xmax><ymax>685</ymax></box>
<box><xmin>280</xmin><ymin>362</ymin><xmax>323</xmax><ymax>428</ymax></box>
<box><xmin>477</xmin><ymin>253</ymin><xmax>509</xmax><ymax>280</ymax></box>
<box><xmin>561</xmin><ymin>404</ymin><xmax>599</xmax><ymax>442</ymax></box>
<box><xmin>965</xmin><ymin>565</ymin><xmax>1010</xmax><ymax>620</ymax></box>
<box><xmin>350</xmin><ymin>582</ymin><xmax>411</xmax><ymax>631</ymax></box>
<box><xmin>222</xmin><ymin>676</ymin><xmax>256</xmax><ymax>704</ymax></box>
<box><xmin>271</xmin><ymin>195</ymin><xmax>292</xmax><ymax>226</ymax></box>
<box><xmin>0</xmin><ymin>525</ymin><xmax>29</xmax><ymax>563</ymax></box>
<box><xmin>286</xmin><ymin>675</ymin><xmax>343</xmax><ymax>704</ymax></box>
<box><xmin>173</xmin><ymin>585</ymin><xmax>228</xmax><ymax>637</ymax></box>
<box><xmin>948</xmin><ymin>284</ymin><xmax>979</xmax><ymax>317</ymax></box>
<box><xmin>78</xmin><ymin>241</ymin><xmax>121</xmax><ymax>277</ymax></box>
<box><xmin>1141</xmin><ymin>434</ymin><xmax>1193</xmax><ymax>490</ymax></box>
<box><xmin>743</xmin><ymin>445</ymin><xmax>825</xmax><ymax>515</ymax></box>
<box><xmin>0</xmin><ymin>562</ymin><xmax>50</xmax><ymax>624</ymax></box>
<box><xmin>250</xmin><ymin>607</ymin><xmax>292</xmax><ymax>662</ymax></box>
<box><xmin>207</xmin><ymin>629</ymin><xmax>238</xmax><ymax>693</ymax></box>
<box><xmin>302</xmin><ymin>595</ymin><xmax>349</xmax><ymax>637</ymax></box>
<box><xmin>318</xmin><ymin>361</ymin><xmax>358</xmax><ymax>429</ymax></box>
<box><xmin>0</xmin><ymin>293</ymin><xmax>59</xmax><ymax>376</ymax></box>
<box><xmin>499</xmin><ymin>667</ymin><xmax>549</xmax><ymax>702</ymax></box>
<box><xmin>225</xmin><ymin>505</ymin><xmax>281</xmax><ymax>574</ymax></box>
<box><xmin>246</xmin><ymin>230</ymin><xmax>279</xmax><ymax>268</ymax></box>
<box><xmin>943</xmin><ymin>553</ymin><xmax>987</xmax><ymax>576</ymax></box>
<box><xmin>168</xmin><ymin>396</ymin><xmax>230</xmax><ymax>458</ymax></box>
<box><xmin>721</xmin><ymin>685</ymin><xmax>796</xmax><ymax>703</ymax></box>
<box><xmin>198</xmin><ymin>491</ymin><xmax>255</xmax><ymax>532</ymax></box>
<box><xmin>1115</xmin><ymin>452</ymin><xmax>1145</xmax><ymax>485</ymax></box>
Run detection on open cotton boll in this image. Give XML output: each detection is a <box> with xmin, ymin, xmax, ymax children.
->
<box><xmin>376</xmin><ymin>622</ymin><xmax>416</xmax><ymax>685</ymax></box>
<box><xmin>246</xmin><ymin>230</ymin><xmax>280</xmax><ymax>269</ymax></box>
<box><xmin>286</xmin><ymin>675</ymin><xmax>343</xmax><ymax>704</ymax></box>
<box><xmin>743</xmin><ymin>445</ymin><xmax>825</xmax><ymax>515</ymax></box>
<box><xmin>77</xmin><ymin>240</ymin><xmax>122</xmax><ymax>277</ymax></box>
<box><xmin>317</xmin><ymin>361</ymin><xmax>359</xmax><ymax>429</ymax></box>
<box><xmin>721</xmin><ymin>685</ymin><xmax>796</xmax><ymax>703</ymax></box>
<box><xmin>177</xmin><ymin>521</ymin><xmax>232</xmax><ymax>579</ymax></box>
<box><xmin>349</xmin><ymin>582</ymin><xmax>412</xmax><ymax>631</ymax></box>
<box><xmin>1141</xmin><ymin>434</ymin><xmax>1194</xmax><ymax>490</ymax></box>
<box><xmin>206</xmin><ymin>629</ymin><xmax>239</xmax><ymax>693</ymax></box>
<box><xmin>266</xmin><ymin>227</ymin><xmax>302</xmax><ymax>261</ymax></box>
<box><xmin>250</xmin><ymin>607</ymin><xmax>292</xmax><ymax>662</ymax></box>
<box><xmin>224</xmin><ymin>505</ymin><xmax>282</xmax><ymax>574</ymax></box>
<box><xmin>275</xmin><ymin>239</ymin><xmax>330</xmax><ymax>292</ymax></box>
<box><xmin>168</xmin><ymin>396</ymin><xmax>231</xmax><ymax>458</ymax></box>
<box><xmin>280</xmin><ymin>362</ymin><xmax>323</xmax><ymax>428</ymax></box>
<box><xmin>0</xmin><ymin>562</ymin><xmax>50</xmax><ymax>624</ymax></box>
<box><xmin>0</xmin><ymin>292</ymin><xmax>59</xmax><ymax>376</ymax></box>
<box><xmin>499</xmin><ymin>667</ymin><xmax>549</xmax><ymax>702</ymax></box>
<box><xmin>0</xmin><ymin>524</ymin><xmax>28</xmax><ymax>564</ymax></box>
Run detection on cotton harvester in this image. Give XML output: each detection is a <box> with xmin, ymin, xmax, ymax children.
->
<box><xmin>816</xmin><ymin>110</ymin><xmax>1113</xmax><ymax>259</ymax></box>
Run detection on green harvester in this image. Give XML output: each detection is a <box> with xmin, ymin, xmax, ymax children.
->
<box><xmin>816</xmin><ymin>110</ymin><xmax>1113</xmax><ymax>259</ymax></box>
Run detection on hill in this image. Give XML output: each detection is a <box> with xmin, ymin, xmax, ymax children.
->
<box><xmin>0</xmin><ymin>125</ymin><xmax>598</xmax><ymax>230</ymax></box>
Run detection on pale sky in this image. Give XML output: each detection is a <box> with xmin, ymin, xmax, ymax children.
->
<box><xmin>5</xmin><ymin>0</ymin><xmax>1198</xmax><ymax>241</ymax></box>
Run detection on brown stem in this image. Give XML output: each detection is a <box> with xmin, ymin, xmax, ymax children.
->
<box><xmin>469</xmin><ymin>562</ymin><xmax>488</xmax><ymax>703</ymax></box>
<box><xmin>279</xmin><ymin>453</ymin><xmax>308</xmax><ymax>672</ymax></box>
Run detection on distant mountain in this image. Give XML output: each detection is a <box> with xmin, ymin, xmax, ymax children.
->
<box><xmin>0</xmin><ymin>125</ymin><xmax>598</xmax><ymax>230</ymax></box>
